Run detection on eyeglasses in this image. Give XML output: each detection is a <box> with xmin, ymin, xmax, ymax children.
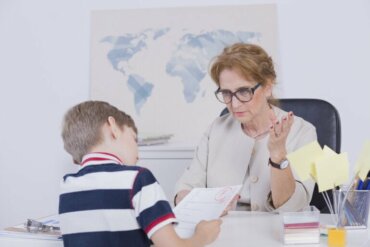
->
<box><xmin>215</xmin><ymin>83</ymin><xmax>261</xmax><ymax>104</ymax></box>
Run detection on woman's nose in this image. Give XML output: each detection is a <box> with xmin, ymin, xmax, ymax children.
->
<box><xmin>231</xmin><ymin>94</ymin><xmax>243</xmax><ymax>108</ymax></box>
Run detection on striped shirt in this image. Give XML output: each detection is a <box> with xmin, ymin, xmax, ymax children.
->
<box><xmin>59</xmin><ymin>152</ymin><xmax>176</xmax><ymax>247</ymax></box>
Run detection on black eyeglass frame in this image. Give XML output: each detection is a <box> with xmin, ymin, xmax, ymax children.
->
<box><xmin>215</xmin><ymin>83</ymin><xmax>261</xmax><ymax>104</ymax></box>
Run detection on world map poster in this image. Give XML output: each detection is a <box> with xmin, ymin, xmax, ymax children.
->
<box><xmin>90</xmin><ymin>5</ymin><xmax>278</xmax><ymax>144</ymax></box>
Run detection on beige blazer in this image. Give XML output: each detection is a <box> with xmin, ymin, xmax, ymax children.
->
<box><xmin>175</xmin><ymin>107</ymin><xmax>317</xmax><ymax>212</ymax></box>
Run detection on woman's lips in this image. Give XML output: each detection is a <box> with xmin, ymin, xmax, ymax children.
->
<box><xmin>233</xmin><ymin>111</ymin><xmax>245</xmax><ymax>117</ymax></box>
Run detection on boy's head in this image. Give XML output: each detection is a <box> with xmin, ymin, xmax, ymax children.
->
<box><xmin>62</xmin><ymin>101</ymin><xmax>138</xmax><ymax>164</ymax></box>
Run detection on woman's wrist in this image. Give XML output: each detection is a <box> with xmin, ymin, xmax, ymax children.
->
<box><xmin>270</xmin><ymin>151</ymin><xmax>287</xmax><ymax>164</ymax></box>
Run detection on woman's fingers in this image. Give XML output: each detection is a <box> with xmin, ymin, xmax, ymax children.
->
<box><xmin>270</xmin><ymin>112</ymin><xmax>294</xmax><ymax>139</ymax></box>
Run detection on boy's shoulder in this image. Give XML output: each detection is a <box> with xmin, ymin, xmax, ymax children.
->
<box><xmin>62</xmin><ymin>164</ymin><xmax>151</xmax><ymax>181</ymax></box>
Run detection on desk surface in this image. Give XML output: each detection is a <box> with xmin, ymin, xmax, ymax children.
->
<box><xmin>209</xmin><ymin>212</ymin><xmax>370</xmax><ymax>247</ymax></box>
<box><xmin>1</xmin><ymin>212</ymin><xmax>369</xmax><ymax>247</ymax></box>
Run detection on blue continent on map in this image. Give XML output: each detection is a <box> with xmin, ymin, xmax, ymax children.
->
<box><xmin>101</xmin><ymin>28</ymin><xmax>169</xmax><ymax>114</ymax></box>
<box><xmin>101</xmin><ymin>28</ymin><xmax>260</xmax><ymax>113</ymax></box>
<box><xmin>127</xmin><ymin>74</ymin><xmax>154</xmax><ymax>114</ymax></box>
<box><xmin>166</xmin><ymin>30</ymin><xmax>261</xmax><ymax>103</ymax></box>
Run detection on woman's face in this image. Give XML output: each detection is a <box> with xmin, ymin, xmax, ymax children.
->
<box><xmin>219</xmin><ymin>68</ymin><xmax>271</xmax><ymax>124</ymax></box>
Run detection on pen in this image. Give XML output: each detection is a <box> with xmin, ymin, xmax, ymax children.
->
<box><xmin>356</xmin><ymin>180</ymin><xmax>363</xmax><ymax>190</ymax></box>
<box><xmin>366</xmin><ymin>182</ymin><xmax>370</xmax><ymax>190</ymax></box>
<box><xmin>363</xmin><ymin>178</ymin><xmax>370</xmax><ymax>190</ymax></box>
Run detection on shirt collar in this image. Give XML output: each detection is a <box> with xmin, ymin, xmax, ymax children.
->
<box><xmin>80</xmin><ymin>152</ymin><xmax>123</xmax><ymax>168</ymax></box>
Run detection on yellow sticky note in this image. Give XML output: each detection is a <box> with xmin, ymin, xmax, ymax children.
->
<box><xmin>334</xmin><ymin>153</ymin><xmax>349</xmax><ymax>186</ymax></box>
<box><xmin>355</xmin><ymin>141</ymin><xmax>370</xmax><ymax>180</ymax></box>
<box><xmin>315</xmin><ymin>155</ymin><xmax>335</xmax><ymax>192</ymax></box>
<box><xmin>287</xmin><ymin>141</ymin><xmax>324</xmax><ymax>181</ymax></box>
<box><xmin>310</xmin><ymin>164</ymin><xmax>317</xmax><ymax>182</ymax></box>
<box><xmin>323</xmin><ymin>145</ymin><xmax>337</xmax><ymax>156</ymax></box>
<box><xmin>315</xmin><ymin>150</ymin><xmax>349</xmax><ymax>192</ymax></box>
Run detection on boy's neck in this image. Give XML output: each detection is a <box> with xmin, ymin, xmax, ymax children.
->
<box><xmin>80</xmin><ymin>151</ymin><xmax>123</xmax><ymax>166</ymax></box>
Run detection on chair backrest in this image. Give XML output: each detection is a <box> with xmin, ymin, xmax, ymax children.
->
<box><xmin>279</xmin><ymin>99</ymin><xmax>341</xmax><ymax>212</ymax></box>
<box><xmin>220</xmin><ymin>98</ymin><xmax>341</xmax><ymax>212</ymax></box>
<box><xmin>279</xmin><ymin>99</ymin><xmax>341</xmax><ymax>153</ymax></box>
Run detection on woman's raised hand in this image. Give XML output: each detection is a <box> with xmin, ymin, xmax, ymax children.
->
<box><xmin>268</xmin><ymin>111</ymin><xmax>294</xmax><ymax>162</ymax></box>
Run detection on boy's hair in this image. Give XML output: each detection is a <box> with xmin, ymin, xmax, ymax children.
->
<box><xmin>62</xmin><ymin>101</ymin><xmax>137</xmax><ymax>163</ymax></box>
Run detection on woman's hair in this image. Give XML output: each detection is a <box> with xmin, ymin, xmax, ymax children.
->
<box><xmin>61</xmin><ymin>101</ymin><xmax>137</xmax><ymax>163</ymax></box>
<box><xmin>210</xmin><ymin>43</ymin><xmax>276</xmax><ymax>88</ymax></box>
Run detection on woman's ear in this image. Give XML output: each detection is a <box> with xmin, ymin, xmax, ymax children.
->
<box><xmin>263</xmin><ymin>80</ymin><xmax>274</xmax><ymax>98</ymax></box>
<box><xmin>107</xmin><ymin>116</ymin><xmax>120</xmax><ymax>139</ymax></box>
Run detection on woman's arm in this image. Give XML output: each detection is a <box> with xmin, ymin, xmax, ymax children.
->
<box><xmin>268</xmin><ymin>111</ymin><xmax>296</xmax><ymax>207</ymax></box>
<box><xmin>267</xmin><ymin>110</ymin><xmax>317</xmax><ymax>210</ymax></box>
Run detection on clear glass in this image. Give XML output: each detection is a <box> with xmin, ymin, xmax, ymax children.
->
<box><xmin>334</xmin><ymin>189</ymin><xmax>370</xmax><ymax>229</ymax></box>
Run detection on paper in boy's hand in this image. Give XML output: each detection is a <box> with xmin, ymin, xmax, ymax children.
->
<box><xmin>173</xmin><ymin>185</ymin><xmax>242</xmax><ymax>238</ymax></box>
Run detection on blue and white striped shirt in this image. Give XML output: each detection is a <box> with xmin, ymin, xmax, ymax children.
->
<box><xmin>59</xmin><ymin>152</ymin><xmax>176</xmax><ymax>247</ymax></box>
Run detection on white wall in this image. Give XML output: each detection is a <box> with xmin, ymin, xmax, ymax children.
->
<box><xmin>0</xmin><ymin>0</ymin><xmax>369</xmax><ymax>229</ymax></box>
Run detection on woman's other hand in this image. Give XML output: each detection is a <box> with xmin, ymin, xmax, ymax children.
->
<box><xmin>220</xmin><ymin>194</ymin><xmax>240</xmax><ymax>216</ymax></box>
<box><xmin>175</xmin><ymin>190</ymin><xmax>190</xmax><ymax>206</ymax></box>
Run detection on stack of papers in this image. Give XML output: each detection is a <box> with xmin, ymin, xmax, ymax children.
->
<box><xmin>283</xmin><ymin>221</ymin><xmax>320</xmax><ymax>244</ymax></box>
<box><xmin>282</xmin><ymin>206</ymin><xmax>320</xmax><ymax>245</ymax></box>
<box><xmin>0</xmin><ymin>215</ymin><xmax>61</xmax><ymax>241</ymax></box>
<box><xmin>138</xmin><ymin>133</ymin><xmax>173</xmax><ymax>146</ymax></box>
<box><xmin>173</xmin><ymin>185</ymin><xmax>241</xmax><ymax>238</ymax></box>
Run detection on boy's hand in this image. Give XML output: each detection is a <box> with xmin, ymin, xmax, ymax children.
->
<box><xmin>194</xmin><ymin>219</ymin><xmax>222</xmax><ymax>245</ymax></box>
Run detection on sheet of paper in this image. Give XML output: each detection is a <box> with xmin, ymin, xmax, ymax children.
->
<box><xmin>355</xmin><ymin>141</ymin><xmax>370</xmax><ymax>180</ymax></box>
<box><xmin>315</xmin><ymin>147</ymin><xmax>349</xmax><ymax>192</ymax></box>
<box><xmin>287</xmin><ymin>141</ymin><xmax>324</xmax><ymax>181</ymax></box>
<box><xmin>173</xmin><ymin>185</ymin><xmax>242</xmax><ymax>238</ymax></box>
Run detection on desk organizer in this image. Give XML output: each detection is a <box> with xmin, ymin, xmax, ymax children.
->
<box><xmin>282</xmin><ymin>206</ymin><xmax>320</xmax><ymax>245</ymax></box>
<box><xmin>334</xmin><ymin>189</ymin><xmax>370</xmax><ymax>229</ymax></box>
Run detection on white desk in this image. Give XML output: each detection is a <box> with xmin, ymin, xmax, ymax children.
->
<box><xmin>209</xmin><ymin>212</ymin><xmax>370</xmax><ymax>247</ymax></box>
<box><xmin>0</xmin><ymin>238</ymin><xmax>61</xmax><ymax>247</ymax></box>
<box><xmin>1</xmin><ymin>212</ymin><xmax>369</xmax><ymax>246</ymax></box>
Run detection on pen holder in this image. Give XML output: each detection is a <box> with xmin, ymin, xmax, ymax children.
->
<box><xmin>334</xmin><ymin>189</ymin><xmax>370</xmax><ymax>229</ymax></box>
<box><xmin>282</xmin><ymin>206</ymin><xmax>320</xmax><ymax>245</ymax></box>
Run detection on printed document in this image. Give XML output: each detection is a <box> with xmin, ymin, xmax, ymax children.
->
<box><xmin>174</xmin><ymin>185</ymin><xmax>242</xmax><ymax>238</ymax></box>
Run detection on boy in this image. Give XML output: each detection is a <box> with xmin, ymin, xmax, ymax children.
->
<box><xmin>59</xmin><ymin>101</ymin><xmax>221</xmax><ymax>247</ymax></box>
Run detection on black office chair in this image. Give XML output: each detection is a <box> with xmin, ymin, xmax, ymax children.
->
<box><xmin>220</xmin><ymin>98</ymin><xmax>341</xmax><ymax>212</ymax></box>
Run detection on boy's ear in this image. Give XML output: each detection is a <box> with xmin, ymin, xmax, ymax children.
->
<box><xmin>107</xmin><ymin>116</ymin><xmax>121</xmax><ymax>139</ymax></box>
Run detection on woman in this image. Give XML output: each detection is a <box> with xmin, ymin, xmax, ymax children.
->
<box><xmin>175</xmin><ymin>43</ymin><xmax>316</xmax><ymax>212</ymax></box>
